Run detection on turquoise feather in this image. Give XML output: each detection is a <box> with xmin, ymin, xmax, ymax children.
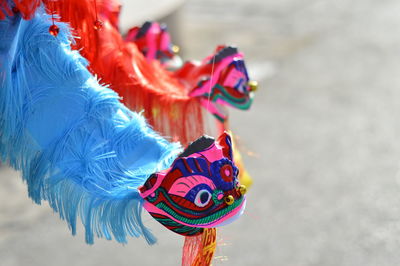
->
<box><xmin>0</xmin><ymin>6</ymin><xmax>181</xmax><ymax>244</ymax></box>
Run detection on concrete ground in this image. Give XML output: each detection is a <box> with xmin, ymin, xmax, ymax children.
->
<box><xmin>1</xmin><ymin>0</ymin><xmax>400</xmax><ymax>265</ymax></box>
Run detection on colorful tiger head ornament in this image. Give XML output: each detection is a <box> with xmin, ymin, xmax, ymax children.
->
<box><xmin>125</xmin><ymin>21</ymin><xmax>180</xmax><ymax>65</ymax></box>
<box><xmin>138</xmin><ymin>132</ymin><xmax>247</xmax><ymax>236</ymax></box>
<box><xmin>175</xmin><ymin>45</ymin><xmax>257</xmax><ymax>122</ymax></box>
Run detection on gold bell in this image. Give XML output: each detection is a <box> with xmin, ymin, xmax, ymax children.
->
<box><xmin>172</xmin><ymin>45</ymin><xmax>180</xmax><ymax>54</ymax></box>
<box><xmin>224</xmin><ymin>195</ymin><xmax>235</xmax><ymax>205</ymax></box>
<box><xmin>248</xmin><ymin>80</ymin><xmax>258</xmax><ymax>92</ymax></box>
<box><xmin>238</xmin><ymin>185</ymin><xmax>247</xmax><ymax>196</ymax></box>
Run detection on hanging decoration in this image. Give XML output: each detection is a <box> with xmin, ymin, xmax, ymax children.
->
<box><xmin>0</xmin><ymin>1</ymin><xmax>255</xmax><ymax>265</ymax></box>
<box><xmin>0</xmin><ymin>4</ymin><xmax>246</xmax><ymax>246</ymax></box>
<box><xmin>125</xmin><ymin>21</ymin><xmax>180</xmax><ymax>67</ymax></box>
<box><xmin>125</xmin><ymin>20</ymin><xmax>256</xmax><ymax>188</ymax></box>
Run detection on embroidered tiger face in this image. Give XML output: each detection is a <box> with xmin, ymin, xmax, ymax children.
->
<box><xmin>139</xmin><ymin>132</ymin><xmax>246</xmax><ymax>236</ymax></box>
<box><xmin>184</xmin><ymin>46</ymin><xmax>256</xmax><ymax>122</ymax></box>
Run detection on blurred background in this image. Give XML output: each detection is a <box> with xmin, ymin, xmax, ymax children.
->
<box><xmin>2</xmin><ymin>0</ymin><xmax>400</xmax><ymax>265</ymax></box>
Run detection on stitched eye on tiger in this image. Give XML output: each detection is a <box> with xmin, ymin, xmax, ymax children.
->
<box><xmin>194</xmin><ymin>189</ymin><xmax>212</xmax><ymax>207</ymax></box>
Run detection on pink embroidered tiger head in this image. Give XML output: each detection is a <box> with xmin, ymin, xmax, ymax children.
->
<box><xmin>139</xmin><ymin>132</ymin><xmax>247</xmax><ymax>236</ymax></box>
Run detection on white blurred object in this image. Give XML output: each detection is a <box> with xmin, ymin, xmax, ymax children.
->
<box><xmin>119</xmin><ymin>0</ymin><xmax>185</xmax><ymax>33</ymax></box>
<box><xmin>247</xmin><ymin>61</ymin><xmax>277</xmax><ymax>81</ymax></box>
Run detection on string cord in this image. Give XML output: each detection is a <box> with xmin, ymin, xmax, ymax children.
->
<box><xmin>93</xmin><ymin>0</ymin><xmax>98</xmax><ymax>21</ymax></box>
<box><xmin>205</xmin><ymin>54</ymin><xmax>216</xmax><ymax>112</ymax></box>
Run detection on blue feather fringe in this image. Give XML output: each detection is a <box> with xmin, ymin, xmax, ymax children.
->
<box><xmin>0</xmin><ymin>6</ymin><xmax>181</xmax><ymax>244</ymax></box>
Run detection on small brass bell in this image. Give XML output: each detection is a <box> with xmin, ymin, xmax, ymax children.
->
<box><xmin>238</xmin><ymin>185</ymin><xmax>247</xmax><ymax>196</ymax></box>
<box><xmin>224</xmin><ymin>195</ymin><xmax>235</xmax><ymax>205</ymax></box>
<box><xmin>172</xmin><ymin>45</ymin><xmax>180</xmax><ymax>54</ymax></box>
<box><xmin>248</xmin><ymin>80</ymin><xmax>258</xmax><ymax>92</ymax></box>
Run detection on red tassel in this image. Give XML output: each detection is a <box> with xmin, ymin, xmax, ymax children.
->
<box><xmin>182</xmin><ymin>228</ymin><xmax>217</xmax><ymax>266</ymax></box>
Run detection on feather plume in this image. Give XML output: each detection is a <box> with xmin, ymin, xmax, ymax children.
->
<box><xmin>3</xmin><ymin>0</ymin><xmax>205</xmax><ymax>145</ymax></box>
<box><xmin>0</xmin><ymin>6</ymin><xmax>181</xmax><ymax>244</ymax></box>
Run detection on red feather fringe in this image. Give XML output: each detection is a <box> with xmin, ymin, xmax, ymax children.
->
<box><xmin>55</xmin><ymin>0</ymin><xmax>204</xmax><ymax>145</ymax></box>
